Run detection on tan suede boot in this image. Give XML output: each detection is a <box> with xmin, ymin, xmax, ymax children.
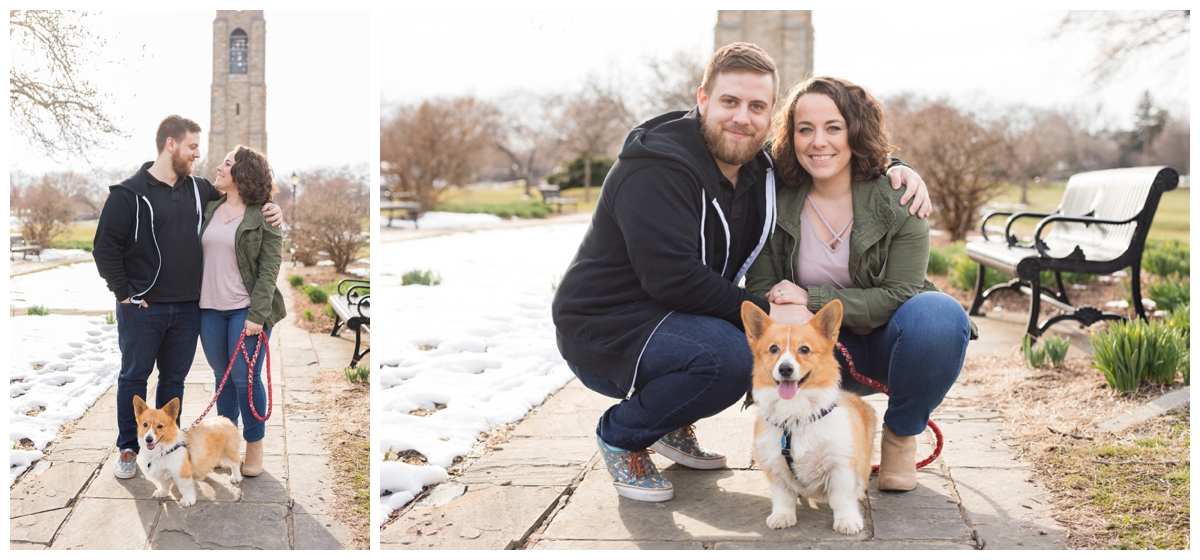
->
<box><xmin>241</xmin><ymin>440</ymin><xmax>264</xmax><ymax>477</ymax></box>
<box><xmin>878</xmin><ymin>424</ymin><xmax>916</xmax><ymax>492</ymax></box>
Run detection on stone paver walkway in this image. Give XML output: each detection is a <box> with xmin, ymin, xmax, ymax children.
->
<box><xmin>382</xmin><ymin>310</ymin><xmax>1089</xmax><ymax>550</ymax></box>
<box><xmin>10</xmin><ymin>268</ymin><xmax>363</xmax><ymax>549</ymax></box>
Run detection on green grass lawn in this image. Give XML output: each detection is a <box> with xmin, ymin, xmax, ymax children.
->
<box><xmin>433</xmin><ymin>185</ymin><xmax>602</xmax><ymax>216</ymax></box>
<box><xmin>990</xmin><ymin>182</ymin><xmax>1190</xmax><ymax>242</ymax></box>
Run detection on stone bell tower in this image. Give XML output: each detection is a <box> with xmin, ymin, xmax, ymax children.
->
<box><xmin>207</xmin><ymin>10</ymin><xmax>267</xmax><ymax>175</ymax></box>
<box><xmin>715</xmin><ymin>11</ymin><xmax>814</xmax><ymax>94</ymax></box>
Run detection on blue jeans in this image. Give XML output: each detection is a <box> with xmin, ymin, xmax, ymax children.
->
<box><xmin>834</xmin><ymin>291</ymin><xmax>970</xmax><ymax>436</ymax></box>
<box><xmin>115</xmin><ymin>299</ymin><xmax>201</xmax><ymax>452</ymax></box>
<box><xmin>199</xmin><ymin>308</ymin><xmax>270</xmax><ymax>442</ymax></box>
<box><xmin>570</xmin><ymin>312</ymin><xmax>754</xmax><ymax>451</ymax></box>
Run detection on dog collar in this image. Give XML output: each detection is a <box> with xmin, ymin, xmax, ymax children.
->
<box><xmin>778</xmin><ymin>404</ymin><xmax>838</xmax><ymax>472</ymax></box>
<box><xmin>145</xmin><ymin>441</ymin><xmax>187</xmax><ymax>471</ymax></box>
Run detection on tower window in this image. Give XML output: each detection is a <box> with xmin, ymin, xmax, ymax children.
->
<box><xmin>229</xmin><ymin>28</ymin><xmax>248</xmax><ymax>75</ymax></box>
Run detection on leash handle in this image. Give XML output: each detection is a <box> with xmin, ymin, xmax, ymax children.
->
<box><xmin>243</xmin><ymin>330</ymin><xmax>273</xmax><ymax>422</ymax></box>
<box><xmin>834</xmin><ymin>341</ymin><xmax>943</xmax><ymax>472</ymax></box>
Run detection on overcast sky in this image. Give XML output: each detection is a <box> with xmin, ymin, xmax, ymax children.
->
<box><xmin>380</xmin><ymin>7</ymin><xmax>1190</xmax><ymax>130</ymax></box>
<box><xmin>9</xmin><ymin>9</ymin><xmax>371</xmax><ymax>177</ymax></box>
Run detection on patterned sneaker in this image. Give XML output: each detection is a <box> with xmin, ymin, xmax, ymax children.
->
<box><xmin>114</xmin><ymin>449</ymin><xmax>138</xmax><ymax>479</ymax></box>
<box><xmin>649</xmin><ymin>424</ymin><xmax>727</xmax><ymax>469</ymax></box>
<box><xmin>597</xmin><ymin>435</ymin><xmax>673</xmax><ymax>502</ymax></box>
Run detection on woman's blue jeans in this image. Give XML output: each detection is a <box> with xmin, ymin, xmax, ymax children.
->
<box><xmin>834</xmin><ymin>291</ymin><xmax>970</xmax><ymax>436</ymax></box>
<box><xmin>199</xmin><ymin>308</ymin><xmax>270</xmax><ymax>442</ymax></box>
<box><xmin>569</xmin><ymin>312</ymin><xmax>754</xmax><ymax>451</ymax></box>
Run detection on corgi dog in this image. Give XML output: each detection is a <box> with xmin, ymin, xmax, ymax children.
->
<box><xmin>133</xmin><ymin>395</ymin><xmax>243</xmax><ymax>507</ymax></box>
<box><xmin>741</xmin><ymin>300</ymin><xmax>878</xmax><ymax>534</ymax></box>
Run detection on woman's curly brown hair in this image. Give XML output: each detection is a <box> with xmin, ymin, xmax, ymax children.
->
<box><xmin>229</xmin><ymin>145</ymin><xmax>278</xmax><ymax>206</ymax></box>
<box><xmin>769</xmin><ymin>76</ymin><xmax>894</xmax><ymax>189</ymax></box>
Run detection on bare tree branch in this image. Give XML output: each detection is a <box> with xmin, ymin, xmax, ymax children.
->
<box><xmin>1053</xmin><ymin>10</ymin><xmax>1190</xmax><ymax>85</ymax></box>
<box><xmin>10</xmin><ymin>10</ymin><xmax>126</xmax><ymax>162</ymax></box>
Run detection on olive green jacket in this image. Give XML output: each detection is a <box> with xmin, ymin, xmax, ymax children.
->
<box><xmin>199</xmin><ymin>196</ymin><xmax>287</xmax><ymax>329</ymax></box>
<box><xmin>745</xmin><ymin>175</ymin><xmax>977</xmax><ymax>338</ymax></box>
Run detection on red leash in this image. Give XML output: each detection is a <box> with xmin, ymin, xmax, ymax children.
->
<box><xmin>190</xmin><ymin>329</ymin><xmax>273</xmax><ymax>429</ymax></box>
<box><xmin>835</xmin><ymin>342</ymin><xmax>943</xmax><ymax>472</ymax></box>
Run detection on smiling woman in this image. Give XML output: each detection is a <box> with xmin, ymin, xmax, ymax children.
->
<box><xmin>746</xmin><ymin>75</ymin><xmax>976</xmax><ymax>495</ymax></box>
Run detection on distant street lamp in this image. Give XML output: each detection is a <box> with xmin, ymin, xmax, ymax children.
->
<box><xmin>290</xmin><ymin>172</ymin><xmax>299</xmax><ymax>202</ymax></box>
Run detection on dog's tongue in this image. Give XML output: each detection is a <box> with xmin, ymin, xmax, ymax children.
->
<box><xmin>778</xmin><ymin>380</ymin><xmax>798</xmax><ymax>400</ymax></box>
<box><xmin>146</xmin><ymin>442</ymin><xmax>156</xmax><ymax>450</ymax></box>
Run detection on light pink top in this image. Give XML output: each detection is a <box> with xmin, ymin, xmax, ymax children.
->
<box><xmin>797</xmin><ymin>198</ymin><xmax>853</xmax><ymax>290</ymax></box>
<box><xmin>200</xmin><ymin>210</ymin><xmax>251</xmax><ymax>310</ymax></box>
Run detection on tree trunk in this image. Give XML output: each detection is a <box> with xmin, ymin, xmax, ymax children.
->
<box><xmin>1020</xmin><ymin>181</ymin><xmax>1029</xmax><ymax>205</ymax></box>
<box><xmin>583</xmin><ymin>153</ymin><xmax>593</xmax><ymax>203</ymax></box>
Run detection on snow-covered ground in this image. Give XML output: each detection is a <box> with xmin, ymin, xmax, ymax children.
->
<box><xmin>385</xmin><ymin>211</ymin><xmax>505</xmax><ymax>230</ymax></box>
<box><xmin>10</xmin><ymin>248</ymin><xmax>88</xmax><ymax>263</ymax></box>
<box><xmin>10</xmin><ymin>262</ymin><xmax>114</xmax><ymax>311</ymax></box>
<box><xmin>376</xmin><ymin>222</ymin><xmax>587</xmax><ymax>526</ymax></box>
<box><xmin>9</xmin><ymin>315</ymin><xmax>121</xmax><ymax>483</ymax></box>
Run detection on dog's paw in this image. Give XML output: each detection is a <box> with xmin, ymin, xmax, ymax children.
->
<box><xmin>766</xmin><ymin>511</ymin><xmax>797</xmax><ymax>530</ymax></box>
<box><xmin>832</xmin><ymin>514</ymin><xmax>864</xmax><ymax>535</ymax></box>
<box><xmin>150</xmin><ymin>489</ymin><xmax>169</xmax><ymax>499</ymax></box>
<box><xmin>179</xmin><ymin>495</ymin><xmax>196</xmax><ymax>507</ymax></box>
<box><xmin>230</xmin><ymin>471</ymin><xmax>243</xmax><ymax>484</ymax></box>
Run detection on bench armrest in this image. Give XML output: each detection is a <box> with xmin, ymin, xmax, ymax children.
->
<box><xmin>337</xmin><ymin>278</ymin><xmax>370</xmax><ymax>296</ymax></box>
<box><xmin>1032</xmin><ymin>213</ymin><xmax>1140</xmax><ymax>257</ymax></box>
<box><xmin>978</xmin><ymin>211</ymin><xmax>1013</xmax><ymax>241</ymax></box>
<box><xmin>356</xmin><ymin>294</ymin><xmax>371</xmax><ymax>317</ymax></box>
<box><xmin>1001</xmin><ymin>211</ymin><xmax>1055</xmax><ymax>247</ymax></box>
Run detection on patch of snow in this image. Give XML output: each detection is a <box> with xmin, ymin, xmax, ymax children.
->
<box><xmin>387</xmin><ymin>211</ymin><xmax>503</xmax><ymax>230</ymax></box>
<box><xmin>316</xmin><ymin>260</ymin><xmax>334</xmax><ymax>266</ymax></box>
<box><xmin>1142</xmin><ymin>298</ymin><xmax>1157</xmax><ymax>310</ymax></box>
<box><xmin>377</xmin><ymin>461</ymin><xmax>447</xmax><ymax>525</ymax></box>
<box><xmin>13</xmin><ymin>248</ymin><xmax>88</xmax><ymax>262</ymax></box>
<box><xmin>1111</xmin><ymin>270</ymin><xmax>1129</xmax><ymax>277</ymax></box>
<box><xmin>1105</xmin><ymin>300</ymin><xmax>1129</xmax><ymax>309</ymax></box>
<box><xmin>376</xmin><ymin>223</ymin><xmax>586</xmax><ymax>524</ymax></box>
<box><xmin>1071</xmin><ymin>284</ymin><xmax>1088</xmax><ymax>290</ymax></box>
<box><xmin>9</xmin><ymin>315</ymin><xmax>121</xmax><ymax>483</ymax></box>
<box><xmin>346</xmin><ymin>267</ymin><xmax>370</xmax><ymax>277</ymax></box>
<box><xmin>10</xmin><ymin>262</ymin><xmax>115</xmax><ymax>311</ymax></box>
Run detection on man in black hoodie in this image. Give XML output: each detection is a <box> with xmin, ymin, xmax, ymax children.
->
<box><xmin>93</xmin><ymin>115</ymin><xmax>282</xmax><ymax>480</ymax></box>
<box><xmin>551</xmin><ymin>43</ymin><xmax>930</xmax><ymax>502</ymax></box>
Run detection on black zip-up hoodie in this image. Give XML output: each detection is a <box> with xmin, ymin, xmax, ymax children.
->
<box><xmin>552</xmin><ymin>108</ymin><xmax>776</xmax><ymax>397</ymax></box>
<box><xmin>93</xmin><ymin>163</ymin><xmax>209</xmax><ymax>304</ymax></box>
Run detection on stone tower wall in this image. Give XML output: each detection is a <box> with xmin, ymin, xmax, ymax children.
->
<box><xmin>714</xmin><ymin>11</ymin><xmax>813</xmax><ymax>95</ymax></box>
<box><xmin>208</xmin><ymin>10</ymin><xmax>267</xmax><ymax>177</ymax></box>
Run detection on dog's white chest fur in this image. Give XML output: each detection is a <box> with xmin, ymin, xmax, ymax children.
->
<box><xmin>755</xmin><ymin>391</ymin><xmax>857</xmax><ymax>500</ymax></box>
<box><xmin>140</xmin><ymin>443</ymin><xmax>186</xmax><ymax>483</ymax></box>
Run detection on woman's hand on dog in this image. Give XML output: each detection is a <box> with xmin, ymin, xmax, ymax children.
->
<box><xmin>244</xmin><ymin>320</ymin><xmax>263</xmax><ymax>336</ymax></box>
<box><xmin>766</xmin><ymin>280</ymin><xmax>809</xmax><ymax>306</ymax></box>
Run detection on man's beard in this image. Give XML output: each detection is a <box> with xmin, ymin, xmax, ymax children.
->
<box><xmin>700</xmin><ymin>111</ymin><xmax>766</xmax><ymax>168</ymax></box>
<box><xmin>171</xmin><ymin>150</ymin><xmax>194</xmax><ymax>178</ymax></box>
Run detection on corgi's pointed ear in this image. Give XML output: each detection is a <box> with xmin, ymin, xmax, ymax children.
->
<box><xmin>811</xmin><ymin>299</ymin><xmax>843</xmax><ymax>341</ymax></box>
<box><xmin>164</xmin><ymin>398</ymin><xmax>181</xmax><ymax>422</ymax></box>
<box><xmin>133</xmin><ymin>395</ymin><xmax>148</xmax><ymax>417</ymax></box>
<box><xmin>741</xmin><ymin>301</ymin><xmax>773</xmax><ymax>342</ymax></box>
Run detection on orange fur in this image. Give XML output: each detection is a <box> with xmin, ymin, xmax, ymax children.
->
<box><xmin>133</xmin><ymin>396</ymin><xmax>242</xmax><ymax>506</ymax></box>
<box><xmin>740</xmin><ymin>300</ymin><xmax>878</xmax><ymax>534</ymax></box>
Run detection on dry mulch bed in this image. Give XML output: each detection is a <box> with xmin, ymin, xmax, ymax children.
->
<box><xmin>306</xmin><ymin>364</ymin><xmax>370</xmax><ymax>549</ymax></box>
<box><xmin>286</xmin><ymin>265</ymin><xmax>366</xmax><ymax>334</ymax></box>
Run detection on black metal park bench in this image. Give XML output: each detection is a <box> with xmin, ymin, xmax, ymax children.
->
<box><xmin>330</xmin><ymin>278</ymin><xmax>370</xmax><ymax>367</ymax></box>
<box><xmin>381</xmin><ymin>189</ymin><xmax>420</xmax><ymax>228</ymax></box>
<box><xmin>965</xmin><ymin>166</ymin><xmax>1179</xmax><ymax>339</ymax></box>
<box><xmin>539</xmin><ymin>187</ymin><xmax>578</xmax><ymax>213</ymax></box>
<box><xmin>10</xmin><ymin>234</ymin><xmax>42</xmax><ymax>261</ymax></box>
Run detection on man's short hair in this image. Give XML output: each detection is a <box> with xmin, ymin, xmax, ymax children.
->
<box><xmin>155</xmin><ymin>115</ymin><xmax>202</xmax><ymax>153</ymax></box>
<box><xmin>700</xmin><ymin>42</ymin><xmax>779</xmax><ymax>102</ymax></box>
